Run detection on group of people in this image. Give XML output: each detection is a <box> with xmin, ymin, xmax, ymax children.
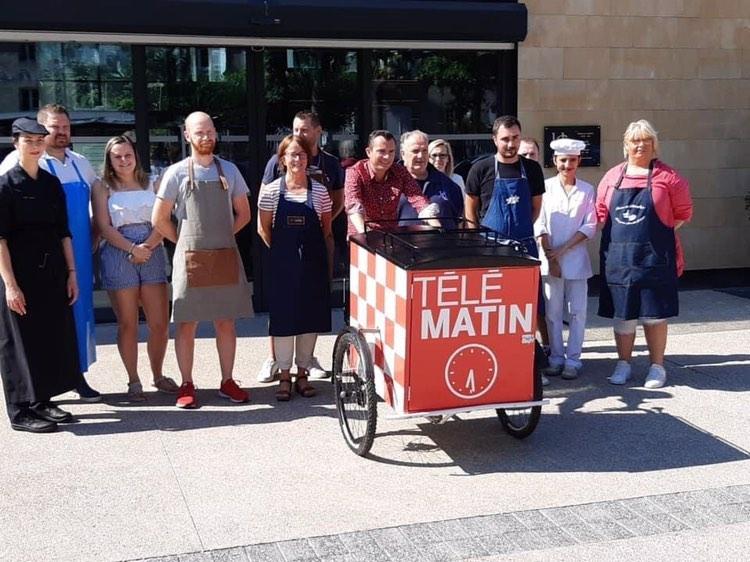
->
<box><xmin>0</xmin><ymin>104</ymin><xmax>692</xmax><ymax>434</ymax></box>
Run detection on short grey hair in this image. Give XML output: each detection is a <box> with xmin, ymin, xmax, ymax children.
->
<box><xmin>400</xmin><ymin>129</ymin><xmax>429</xmax><ymax>153</ymax></box>
<box><xmin>623</xmin><ymin>119</ymin><xmax>660</xmax><ymax>158</ymax></box>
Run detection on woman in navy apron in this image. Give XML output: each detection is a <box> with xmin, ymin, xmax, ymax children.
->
<box><xmin>597</xmin><ymin>120</ymin><xmax>693</xmax><ymax>389</ymax></box>
<box><xmin>258</xmin><ymin>135</ymin><xmax>333</xmax><ymax>401</ymax></box>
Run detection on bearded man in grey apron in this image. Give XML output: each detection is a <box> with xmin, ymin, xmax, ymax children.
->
<box><xmin>152</xmin><ymin>112</ymin><xmax>253</xmax><ymax>409</ymax></box>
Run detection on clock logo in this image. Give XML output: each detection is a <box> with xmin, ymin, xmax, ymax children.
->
<box><xmin>444</xmin><ymin>344</ymin><xmax>498</xmax><ymax>400</ymax></box>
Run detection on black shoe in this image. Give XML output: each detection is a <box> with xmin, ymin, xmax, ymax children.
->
<box><xmin>10</xmin><ymin>412</ymin><xmax>58</xmax><ymax>433</ymax></box>
<box><xmin>31</xmin><ymin>402</ymin><xmax>74</xmax><ymax>423</ymax></box>
<box><xmin>75</xmin><ymin>380</ymin><xmax>102</xmax><ymax>402</ymax></box>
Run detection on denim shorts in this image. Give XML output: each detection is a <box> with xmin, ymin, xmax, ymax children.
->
<box><xmin>99</xmin><ymin>223</ymin><xmax>168</xmax><ymax>291</ymax></box>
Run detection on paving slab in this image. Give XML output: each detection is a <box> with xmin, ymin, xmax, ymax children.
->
<box><xmin>0</xmin><ymin>290</ymin><xmax>747</xmax><ymax>561</ymax></box>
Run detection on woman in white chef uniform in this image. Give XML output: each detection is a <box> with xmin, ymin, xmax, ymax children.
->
<box><xmin>535</xmin><ymin>138</ymin><xmax>596</xmax><ymax>381</ymax></box>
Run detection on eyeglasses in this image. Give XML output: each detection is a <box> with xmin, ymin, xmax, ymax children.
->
<box><xmin>285</xmin><ymin>151</ymin><xmax>307</xmax><ymax>160</ymax></box>
<box><xmin>429</xmin><ymin>153</ymin><xmax>449</xmax><ymax>160</ymax></box>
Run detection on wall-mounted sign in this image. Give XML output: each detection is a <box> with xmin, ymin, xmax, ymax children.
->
<box><xmin>543</xmin><ymin>125</ymin><xmax>601</xmax><ymax>168</ymax></box>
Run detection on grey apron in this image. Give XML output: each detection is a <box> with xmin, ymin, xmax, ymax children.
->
<box><xmin>171</xmin><ymin>157</ymin><xmax>253</xmax><ymax>322</ymax></box>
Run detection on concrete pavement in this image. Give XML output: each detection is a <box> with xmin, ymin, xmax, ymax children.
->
<box><xmin>0</xmin><ymin>288</ymin><xmax>748</xmax><ymax>561</ymax></box>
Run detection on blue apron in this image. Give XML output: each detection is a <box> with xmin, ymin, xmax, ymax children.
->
<box><xmin>598</xmin><ymin>160</ymin><xmax>678</xmax><ymax>320</ymax></box>
<box><xmin>480</xmin><ymin>158</ymin><xmax>538</xmax><ymax>258</ymax></box>
<box><xmin>47</xmin><ymin>158</ymin><xmax>96</xmax><ymax>372</ymax></box>
<box><xmin>269</xmin><ymin>178</ymin><xmax>331</xmax><ymax>337</ymax></box>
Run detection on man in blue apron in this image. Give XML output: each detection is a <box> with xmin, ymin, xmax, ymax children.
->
<box><xmin>0</xmin><ymin>104</ymin><xmax>100</xmax><ymax>401</ymax></box>
<box><xmin>465</xmin><ymin>115</ymin><xmax>548</xmax><ymax>383</ymax></box>
<box><xmin>152</xmin><ymin>111</ymin><xmax>253</xmax><ymax>409</ymax></box>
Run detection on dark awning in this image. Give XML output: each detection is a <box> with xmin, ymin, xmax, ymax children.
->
<box><xmin>0</xmin><ymin>1</ymin><xmax>527</xmax><ymax>44</ymax></box>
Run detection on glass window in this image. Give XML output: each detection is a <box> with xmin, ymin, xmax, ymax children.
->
<box><xmin>371</xmin><ymin>50</ymin><xmax>500</xmax><ymax>169</ymax></box>
<box><xmin>0</xmin><ymin>42</ymin><xmax>134</xmax><ymax>168</ymax></box>
<box><xmin>146</xmin><ymin>46</ymin><xmax>249</xmax><ymax>175</ymax></box>
<box><xmin>263</xmin><ymin>49</ymin><xmax>359</xmax><ymax>164</ymax></box>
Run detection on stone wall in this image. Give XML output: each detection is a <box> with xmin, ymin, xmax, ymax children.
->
<box><xmin>519</xmin><ymin>0</ymin><xmax>750</xmax><ymax>270</ymax></box>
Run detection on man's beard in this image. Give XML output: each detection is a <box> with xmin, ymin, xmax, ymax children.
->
<box><xmin>192</xmin><ymin>140</ymin><xmax>215</xmax><ymax>156</ymax></box>
<box><xmin>49</xmin><ymin>135</ymin><xmax>70</xmax><ymax>148</ymax></box>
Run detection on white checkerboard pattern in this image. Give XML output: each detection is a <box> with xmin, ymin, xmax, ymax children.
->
<box><xmin>349</xmin><ymin>243</ymin><xmax>409</xmax><ymax>413</ymax></box>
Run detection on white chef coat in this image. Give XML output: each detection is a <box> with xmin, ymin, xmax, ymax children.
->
<box><xmin>534</xmin><ymin>175</ymin><xmax>596</xmax><ymax>279</ymax></box>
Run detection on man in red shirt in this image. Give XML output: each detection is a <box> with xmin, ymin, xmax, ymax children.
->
<box><xmin>345</xmin><ymin>130</ymin><xmax>437</xmax><ymax>235</ymax></box>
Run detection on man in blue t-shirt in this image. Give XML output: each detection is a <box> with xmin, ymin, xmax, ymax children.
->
<box><xmin>397</xmin><ymin>130</ymin><xmax>463</xmax><ymax>229</ymax></box>
<box><xmin>257</xmin><ymin>111</ymin><xmax>345</xmax><ymax>383</ymax></box>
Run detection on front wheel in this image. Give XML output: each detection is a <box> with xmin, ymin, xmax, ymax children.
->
<box><xmin>496</xmin><ymin>406</ymin><xmax>541</xmax><ymax>438</ymax></box>
<box><xmin>332</xmin><ymin>328</ymin><xmax>377</xmax><ymax>456</ymax></box>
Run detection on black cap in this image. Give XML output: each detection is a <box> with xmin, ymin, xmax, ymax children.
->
<box><xmin>12</xmin><ymin>117</ymin><xmax>49</xmax><ymax>136</ymax></box>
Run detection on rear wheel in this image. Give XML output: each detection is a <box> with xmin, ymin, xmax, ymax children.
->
<box><xmin>497</xmin><ymin>341</ymin><xmax>544</xmax><ymax>439</ymax></box>
<box><xmin>332</xmin><ymin>328</ymin><xmax>377</xmax><ymax>456</ymax></box>
<box><xmin>497</xmin><ymin>406</ymin><xmax>541</xmax><ymax>438</ymax></box>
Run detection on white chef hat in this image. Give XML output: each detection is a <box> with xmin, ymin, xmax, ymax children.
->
<box><xmin>550</xmin><ymin>138</ymin><xmax>586</xmax><ymax>156</ymax></box>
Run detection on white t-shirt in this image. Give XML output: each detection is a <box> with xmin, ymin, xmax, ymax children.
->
<box><xmin>534</xmin><ymin>176</ymin><xmax>597</xmax><ymax>279</ymax></box>
<box><xmin>107</xmin><ymin>188</ymin><xmax>158</xmax><ymax>228</ymax></box>
<box><xmin>258</xmin><ymin>178</ymin><xmax>332</xmax><ymax>226</ymax></box>
<box><xmin>0</xmin><ymin>148</ymin><xmax>97</xmax><ymax>186</ymax></box>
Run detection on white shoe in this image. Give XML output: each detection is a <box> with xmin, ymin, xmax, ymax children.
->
<box><xmin>541</xmin><ymin>374</ymin><xmax>550</xmax><ymax>386</ymax></box>
<box><xmin>307</xmin><ymin>356</ymin><xmax>330</xmax><ymax>380</ymax></box>
<box><xmin>257</xmin><ymin>357</ymin><xmax>278</xmax><ymax>383</ymax></box>
<box><xmin>608</xmin><ymin>360</ymin><xmax>631</xmax><ymax>385</ymax></box>
<box><xmin>644</xmin><ymin>364</ymin><xmax>667</xmax><ymax>389</ymax></box>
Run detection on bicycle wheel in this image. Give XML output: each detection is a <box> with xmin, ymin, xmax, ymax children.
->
<box><xmin>332</xmin><ymin>327</ymin><xmax>377</xmax><ymax>456</ymax></box>
<box><xmin>497</xmin><ymin>405</ymin><xmax>541</xmax><ymax>438</ymax></box>
<box><xmin>497</xmin><ymin>341</ymin><xmax>544</xmax><ymax>439</ymax></box>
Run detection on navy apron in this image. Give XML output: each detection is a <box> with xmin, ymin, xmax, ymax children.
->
<box><xmin>480</xmin><ymin>159</ymin><xmax>538</xmax><ymax>258</ymax></box>
<box><xmin>269</xmin><ymin>177</ymin><xmax>331</xmax><ymax>337</ymax></box>
<box><xmin>47</xmin><ymin>157</ymin><xmax>96</xmax><ymax>372</ymax></box>
<box><xmin>598</xmin><ymin>160</ymin><xmax>678</xmax><ymax>320</ymax></box>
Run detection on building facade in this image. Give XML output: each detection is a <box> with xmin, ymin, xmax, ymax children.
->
<box><xmin>1</xmin><ymin>1</ymin><xmax>747</xmax><ymax>307</ymax></box>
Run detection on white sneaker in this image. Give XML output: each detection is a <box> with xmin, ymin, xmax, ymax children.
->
<box><xmin>307</xmin><ymin>356</ymin><xmax>330</xmax><ymax>380</ymax></box>
<box><xmin>257</xmin><ymin>357</ymin><xmax>278</xmax><ymax>383</ymax></box>
<box><xmin>608</xmin><ymin>360</ymin><xmax>631</xmax><ymax>385</ymax></box>
<box><xmin>541</xmin><ymin>374</ymin><xmax>550</xmax><ymax>386</ymax></box>
<box><xmin>644</xmin><ymin>364</ymin><xmax>667</xmax><ymax>389</ymax></box>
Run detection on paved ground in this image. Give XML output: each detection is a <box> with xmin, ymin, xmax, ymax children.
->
<box><xmin>0</xmin><ymin>288</ymin><xmax>748</xmax><ymax>562</ymax></box>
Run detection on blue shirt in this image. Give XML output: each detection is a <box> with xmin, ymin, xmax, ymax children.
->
<box><xmin>397</xmin><ymin>165</ymin><xmax>464</xmax><ymax>229</ymax></box>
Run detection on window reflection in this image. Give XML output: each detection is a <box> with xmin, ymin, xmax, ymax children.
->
<box><xmin>264</xmin><ymin>49</ymin><xmax>358</xmax><ymax>161</ymax></box>
<box><xmin>371</xmin><ymin>50</ymin><xmax>499</xmax><ymax>168</ymax></box>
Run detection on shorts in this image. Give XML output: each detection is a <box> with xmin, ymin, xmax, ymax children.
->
<box><xmin>99</xmin><ymin>223</ymin><xmax>168</xmax><ymax>291</ymax></box>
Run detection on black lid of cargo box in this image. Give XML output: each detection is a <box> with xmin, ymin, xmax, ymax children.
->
<box><xmin>350</xmin><ymin>225</ymin><xmax>540</xmax><ymax>271</ymax></box>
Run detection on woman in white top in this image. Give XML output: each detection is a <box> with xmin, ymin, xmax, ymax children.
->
<box><xmin>535</xmin><ymin>138</ymin><xmax>597</xmax><ymax>380</ymax></box>
<box><xmin>428</xmin><ymin>138</ymin><xmax>466</xmax><ymax>192</ymax></box>
<box><xmin>258</xmin><ymin>135</ymin><xmax>333</xmax><ymax>401</ymax></box>
<box><xmin>92</xmin><ymin>136</ymin><xmax>177</xmax><ymax>401</ymax></box>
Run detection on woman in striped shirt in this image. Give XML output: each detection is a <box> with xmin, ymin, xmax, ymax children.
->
<box><xmin>258</xmin><ymin>135</ymin><xmax>333</xmax><ymax>401</ymax></box>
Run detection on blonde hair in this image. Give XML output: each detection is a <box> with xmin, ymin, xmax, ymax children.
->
<box><xmin>102</xmin><ymin>135</ymin><xmax>150</xmax><ymax>190</ymax></box>
<box><xmin>623</xmin><ymin>119</ymin><xmax>660</xmax><ymax>158</ymax></box>
<box><xmin>428</xmin><ymin>138</ymin><xmax>456</xmax><ymax>176</ymax></box>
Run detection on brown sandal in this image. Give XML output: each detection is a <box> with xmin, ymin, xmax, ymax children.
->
<box><xmin>294</xmin><ymin>374</ymin><xmax>317</xmax><ymax>398</ymax></box>
<box><xmin>275</xmin><ymin>375</ymin><xmax>292</xmax><ymax>402</ymax></box>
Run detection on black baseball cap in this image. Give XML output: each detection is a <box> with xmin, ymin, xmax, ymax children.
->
<box><xmin>12</xmin><ymin>117</ymin><xmax>49</xmax><ymax>136</ymax></box>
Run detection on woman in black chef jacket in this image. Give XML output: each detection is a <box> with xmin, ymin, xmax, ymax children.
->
<box><xmin>0</xmin><ymin>117</ymin><xmax>82</xmax><ymax>433</ymax></box>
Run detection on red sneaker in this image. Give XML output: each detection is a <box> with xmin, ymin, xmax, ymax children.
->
<box><xmin>175</xmin><ymin>382</ymin><xmax>197</xmax><ymax>409</ymax></box>
<box><xmin>219</xmin><ymin>379</ymin><xmax>249</xmax><ymax>403</ymax></box>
